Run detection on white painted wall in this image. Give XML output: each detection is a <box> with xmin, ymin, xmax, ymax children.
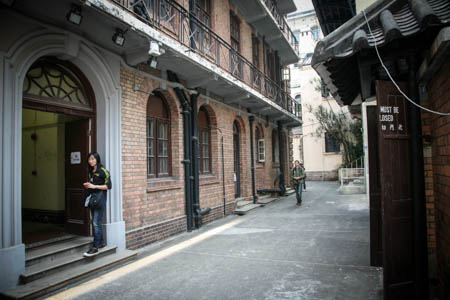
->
<box><xmin>287</xmin><ymin>5</ymin><xmax>346</xmax><ymax>177</ymax></box>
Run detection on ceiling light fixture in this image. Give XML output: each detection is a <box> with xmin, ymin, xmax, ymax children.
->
<box><xmin>112</xmin><ymin>29</ymin><xmax>126</xmax><ymax>46</ymax></box>
<box><xmin>148</xmin><ymin>56</ymin><xmax>158</xmax><ymax>68</ymax></box>
<box><xmin>66</xmin><ymin>4</ymin><xmax>83</xmax><ymax>25</ymax></box>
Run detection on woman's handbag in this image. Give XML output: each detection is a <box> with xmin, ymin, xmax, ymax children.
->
<box><xmin>84</xmin><ymin>191</ymin><xmax>104</xmax><ymax>209</ymax></box>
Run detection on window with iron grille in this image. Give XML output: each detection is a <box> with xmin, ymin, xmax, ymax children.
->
<box><xmin>194</xmin><ymin>0</ymin><xmax>211</xmax><ymax>27</ymax></box>
<box><xmin>230</xmin><ymin>11</ymin><xmax>241</xmax><ymax>78</ymax></box>
<box><xmin>198</xmin><ymin>106</ymin><xmax>211</xmax><ymax>174</ymax></box>
<box><xmin>147</xmin><ymin>95</ymin><xmax>171</xmax><ymax>178</ymax></box>
<box><xmin>311</xmin><ymin>26</ymin><xmax>319</xmax><ymax>41</ymax></box>
<box><xmin>325</xmin><ymin>133</ymin><xmax>340</xmax><ymax>153</ymax></box>
<box><xmin>252</xmin><ymin>35</ymin><xmax>260</xmax><ymax>69</ymax></box>
<box><xmin>255</xmin><ymin>126</ymin><xmax>265</xmax><ymax>162</ymax></box>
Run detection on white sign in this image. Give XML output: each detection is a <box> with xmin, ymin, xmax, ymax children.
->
<box><xmin>70</xmin><ymin>152</ymin><xmax>81</xmax><ymax>164</ymax></box>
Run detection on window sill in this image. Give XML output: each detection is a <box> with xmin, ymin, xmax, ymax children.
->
<box><xmin>199</xmin><ymin>174</ymin><xmax>219</xmax><ymax>186</ymax></box>
<box><xmin>323</xmin><ymin>152</ymin><xmax>341</xmax><ymax>155</ymax></box>
<box><xmin>147</xmin><ymin>177</ymin><xmax>182</xmax><ymax>192</ymax></box>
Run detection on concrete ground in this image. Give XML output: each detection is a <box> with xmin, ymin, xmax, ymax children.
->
<box><xmin>43</xmin><ymin>181</ymin><xmax>383</xmax><ymax>300</ymax></box>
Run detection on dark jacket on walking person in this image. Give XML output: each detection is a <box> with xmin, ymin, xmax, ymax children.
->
<box><xmin>291</xmin><ymin>160</ymin><xmax>306</xmax><ymax>205</ymax></box>
<box><xmin>83</xmin><ymin>152</ymin><xmax>112</xmax><ymax>257</ymax></box>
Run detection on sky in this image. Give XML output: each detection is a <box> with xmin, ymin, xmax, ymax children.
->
<box><xmin>293</xmin><ymin>0</ymin><xmax>314</xmax><ymax>13</ymax></box>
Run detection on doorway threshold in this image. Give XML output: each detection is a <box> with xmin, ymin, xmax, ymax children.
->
<box><xmin>25</xmin><ymin>234</ymin><xmax>78</xmax><ymax>250</ymax></box>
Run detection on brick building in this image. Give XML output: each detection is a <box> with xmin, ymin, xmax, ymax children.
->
<box><xmin>0</xmin><ymin>0</ymin><xmax>300</xmax><ymax>293</ymax></box>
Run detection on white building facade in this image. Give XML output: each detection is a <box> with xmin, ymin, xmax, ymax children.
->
<box><xmin>287</xmin><ymin>0</ymin><xmax>346</xmax><ymax>180</ymax></box>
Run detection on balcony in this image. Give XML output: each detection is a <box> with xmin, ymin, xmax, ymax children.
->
<box><xmin>107</xmin><ymin>0</ymin><xmax>301</xmax><ymax>123</ymax></box>
<box><xmin>230</xmin><ymin>0</ymin><xmax>299</xmax><ymax>65</ymax></box>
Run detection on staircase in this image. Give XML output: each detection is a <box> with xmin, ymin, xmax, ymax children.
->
<box><xmin>0</xmin><ymin>236</ymin><xmax>136</xmax><ymax>300</ymax></box>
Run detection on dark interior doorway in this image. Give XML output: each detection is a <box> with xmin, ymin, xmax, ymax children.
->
<box><xmin>21</xmin><ymin>57</ymin><xmax>96</xmax><ymax>246</ymax></box>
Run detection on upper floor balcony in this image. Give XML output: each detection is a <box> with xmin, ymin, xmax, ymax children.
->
<box><xmin>7</xmin><ymin>0</ymin><xmax>300</xmax><ymax>125</ymax></box>
<box><xmin>107</xmin><ymin>0</ymin><xmax>301</xmax><ymax>124</ymax></box>
<box><xmin>230</xmin><ymin>0</ymin><xmax>299</xmax><ymax>65</ymax></box>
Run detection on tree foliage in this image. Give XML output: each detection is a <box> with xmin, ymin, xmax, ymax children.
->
<box><xmin>307</xmin><ymin>104</ymin><xmax>363</xmax><ymax>166</ymax></box>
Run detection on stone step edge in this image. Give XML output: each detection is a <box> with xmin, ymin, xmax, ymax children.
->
<box><xmin>1</xmin><ymin>250</ymin><xmax>137</xmax><ymax>300</ymax></box>
<box><xmin>257</xmin><ymin>197</ymin><xmax>277</xmax><ymax>205</ymax></box>
<box><xmin>21</xmin><ymin>246</ymin><xmax>117</xmax><ymax>284</ymax></box>
<box><xmin>234</xmin><ymin>204</ymin><xmax>261</xmax><ymax>215</ymax></box>
<box><xmin>26</xmin><ymin>237</ymin><xmax>93</xmax><ymax>263</ymax></box>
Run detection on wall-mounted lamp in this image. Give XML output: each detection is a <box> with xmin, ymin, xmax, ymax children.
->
<box><xmin>112</xmin><ymin>29</ymin><xmax>126</xmax><ymax>47</ymax></box>
<box><xmin>148</xmin><ymin>56</ymin><xmax>158</xmax><ymax>68</ymax></box>
<box><xmin>66</xmin><ymin>4</ymin><xmax>83</xmax><ymax>25</ymax></box>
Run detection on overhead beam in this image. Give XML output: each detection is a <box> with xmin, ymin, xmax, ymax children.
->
<box><xmin>224</xmin><ymin>93</ymin><xmax>251</xmax><ymax>104</ymax></box>
<box><xmin>187</xmin><ymin>74</ymin><xmax>218</xmax><ymax>88</ymax></box>
<box><xmin>126</xmin><ymin>47</ymin><xmax>150</xmax><ymax>66</ymax></box>
<box><xmin>247</xmin><ymin>12</ymin><xmax>267</xmax><ymax>23</ymax></box>
<box><xmin>266</xmin><ymin>33</ymin><xmax>283</xmax><ymax>42</ymax></box>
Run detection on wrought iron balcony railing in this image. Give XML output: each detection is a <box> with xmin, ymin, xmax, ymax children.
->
<box><xmin>262</xmin><ymin>0</ymin><xmax>299</xmax><ymax>54</ymax></box>
<box><xmin>113</xmin><ymin>0</ymin><xmax>301</xmax><ymax>118</ymax></box>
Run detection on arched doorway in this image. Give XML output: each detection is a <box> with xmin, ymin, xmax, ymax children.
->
<box><xmin>21</xmin><ymin>57</ymin><xmax>96</xmax><ymax>245</ymax></box>
<box><xmin>233</xmin><ymin>121</ymin><xmax>241</xmax><ymax>198</ymax></box>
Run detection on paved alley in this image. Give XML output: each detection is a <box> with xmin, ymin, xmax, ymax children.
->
<box><xmin>44</xmin><ymin>182</ymin><xmax>382</xmax><ymax>300</ymax></box>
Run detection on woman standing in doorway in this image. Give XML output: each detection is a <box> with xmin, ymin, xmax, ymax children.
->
<box><xmin>83</xmin><ymin>152</ymin><xmax>112</xmax><ymax>257</ymax></box>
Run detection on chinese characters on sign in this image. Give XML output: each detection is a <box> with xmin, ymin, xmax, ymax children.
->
<box><xmin>379</xmin><ymin>103</ymin><xmax>406</xmax><ymax>134</ymax></box>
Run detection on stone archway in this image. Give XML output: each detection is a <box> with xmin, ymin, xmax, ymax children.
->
<box><xmin>0</xmin><ymin>30</ymin><xmax>125</xmax><ymax>289</ymax></box>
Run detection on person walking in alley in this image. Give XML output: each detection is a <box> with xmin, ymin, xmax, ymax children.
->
<box><xmin>83</xmin><ymin>152</ymin><xmax>112</xmax><ymax>257</ymax></box>
<box><xmin>291</xmin><ymin>160</ymin><xmax>306</xmax><ymax>206</ymax></box>
<box><xmin>300</xmin><ymin>161</ymin><xmax>306</xmax><ymax>191</ymax></box>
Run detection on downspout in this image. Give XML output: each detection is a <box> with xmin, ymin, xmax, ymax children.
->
<box><xmin>408</xmin><ymin>54</ymin><xmax>428</xmax><ymax>300</ymax></box>
<box><xmin>249</xmin><ymin>116</ymin><xmax>257</xmax><ymax>203</ymax></box>
<box><xmin>278</xmin><ymin>121</ymin><xmax>286</xmax><ymax>196</ymax></box>
<box><xmin>190</xmin><ymin>93</ymin><xmax>211</xmax><ymax>228</ymax></box>
<box><xmin>222</xmin><ymin>135</ymin><xmax>226</xmax><ymax>215</ymax></box>
<box><xmin>167</xmin><ymin>71</ymin><xmax>194</xmax><ymax>231</ymax></box>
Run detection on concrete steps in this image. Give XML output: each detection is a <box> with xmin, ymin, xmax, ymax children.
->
<box><xmin>234</xmin><ymin>204</ymin><xmax>261</xmax><ymax>215</ymax></box>
<box><xmin>285</xmin><ymin>188</ymin><xmax>295</xmax><ymax>195</ymax></box>
<box><xmin>20</xmin><ymin>245</ymin><xmax>117</xmax><ymax>284</ymax></box>
<box><xmin>257</xmin><ymin>194</ymin><xmax>277</xmax><ymax>205</ymax></box>
<box><xmin>0</xmin><ymin>237</ymin><xmax>137</xmax><ymax>300</ymax></box>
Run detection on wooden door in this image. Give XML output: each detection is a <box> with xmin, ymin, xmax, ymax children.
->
<box><xmin>65</xmin><ymin>119</ymin><xmax>90</xmax><ymax>235</ymax></box>
<box><xmin>233</xmin><ymin>122</ymin><xmax>241</xmax><ymax>198</ymax></box>
<box><xmin>367</xmin><ymin>105</ymin><xmax>383</xmax><ymax>267</ymax></box>
<box><xmin>376</xmin><ymin>81</ymin><xmax>414</xmax><ymax>299</ymax></box>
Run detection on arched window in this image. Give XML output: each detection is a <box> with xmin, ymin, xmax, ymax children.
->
<box><xmin>255</xmin><ymin>125</ymin><xmax>265</xmax><ymax>162</ymax></box>
<box><xmin>198</xmin><ymin>106</ymin><xmax>211</xmax><ymax>174</ymax></box>
<box><xmin>272</xmin><ymin>129</ymin><xmax>279</xmax><ymax>163</ymax></box>
<box><xmin>147</xmin><ymin>95</ymin><xmax>171</xmax><ymax>178</ymax></box>
<box><xmin>23</xmin><ymin>57</ymin><xmax>93</xmax><ymax>112</ymax></box>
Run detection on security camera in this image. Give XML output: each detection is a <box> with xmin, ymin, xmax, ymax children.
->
<box><xmin>148</xmin><ymin>40</ymin><xmax>164</xmax><ymax>57</ymax></box>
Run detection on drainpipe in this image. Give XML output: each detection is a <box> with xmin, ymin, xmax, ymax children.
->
<box><xmin>167</xmin><ymin>71</ymin><xmax>194</xmax><ymax>231</ymax></box>
<box><xmin>249</xmin><ymin>116</ymin><xmax>257</xmax><ymax>203</ymax></box>
<box><xmin>278</xmin><ymin>121</ymin><xmax>286</xmax><ymax>196</ymax></box>
<box><xmin>408</xmin><ymin>53</ymin><xmax>428</xmax><ymax>300</ymax></box>
<box><xmin>222</xmin><ymin>135</ymin><xmax>226</xmax><ymax>215</ymax></box>
<box><xmin>190</xmin><ymin>93</ymin><xmax>210</xmax><ymax>228</ymax></box>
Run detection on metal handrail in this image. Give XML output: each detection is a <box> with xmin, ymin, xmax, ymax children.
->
<box><xmin>261</xmin><ymin>0</ymin><xmax>299</xmax><ymax>53</ymax></box>
<box><xmin>112</xmin><ymin>0</ymin><xmax>300</xmax><ymax>118</ymax></box>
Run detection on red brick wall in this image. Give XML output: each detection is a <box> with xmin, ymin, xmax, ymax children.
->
<box><xmin>422</xmin><ymin>57</ymin><xmax>450</xmax><ymax>297</ymax></box>
<box><xmin>121</xmin><ymin>67</ymin><xmax>289</xmax><ymax>248</ymax></box>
